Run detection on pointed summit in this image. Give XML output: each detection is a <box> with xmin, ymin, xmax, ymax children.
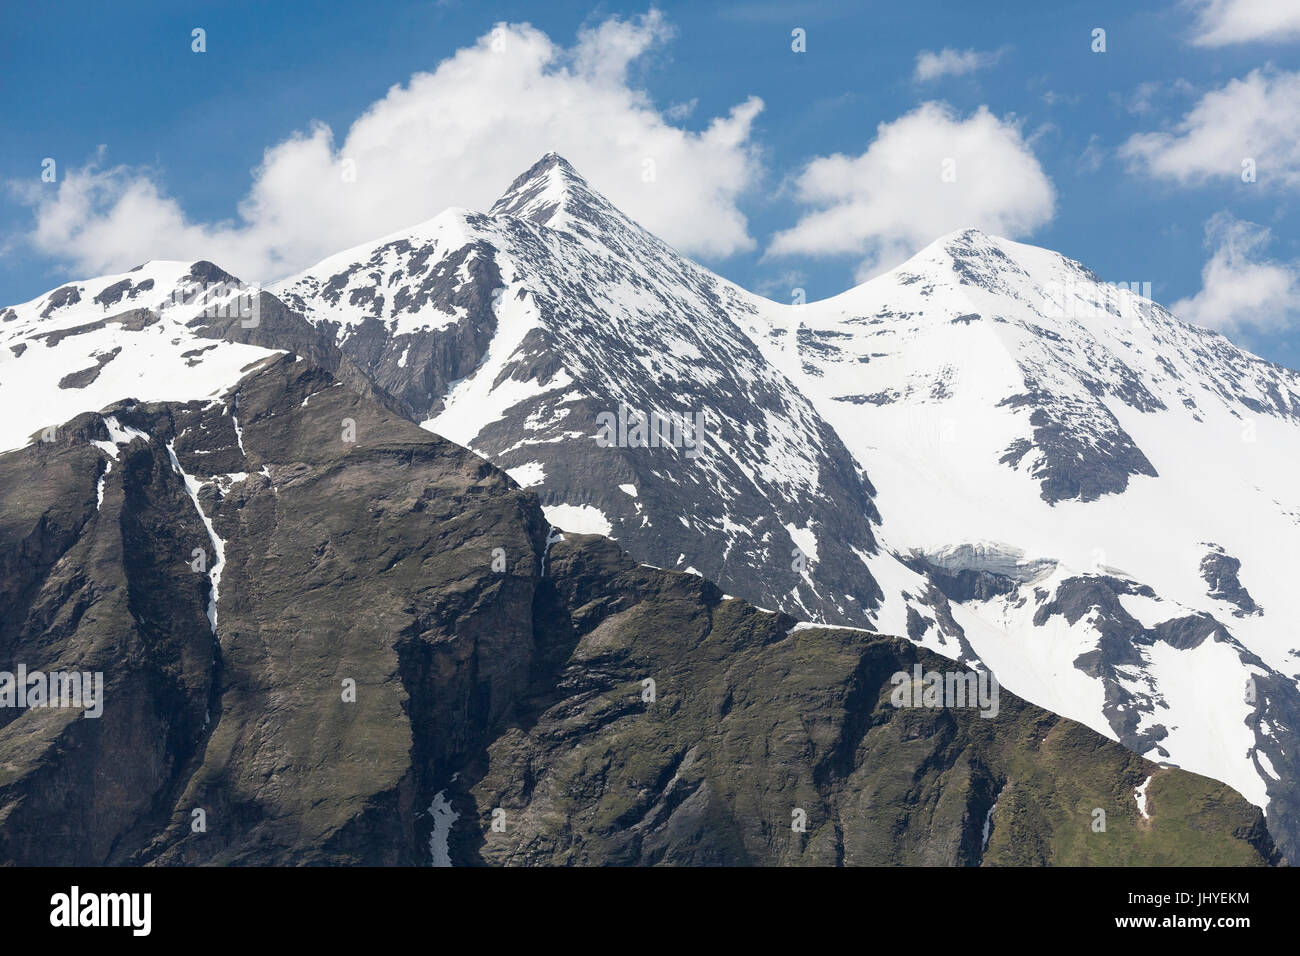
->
<box><xmin>490</xmin><ymin>153</ymin><xmax>596</xmax><ymax>226</ymax></box>
<box><xmin>872</xmin><ymin>226</ymin><xmax>1098</xmax><ymax>304</ymax></box>
<box><xmin>489</xmin><ymin>153</ymin><xmax>642</xmax><ymax>242</ymax></box>
<box><xmin>924</xmin><ymin>227</ymin><xmax>1010</xmax><ymax>264</ymax></box>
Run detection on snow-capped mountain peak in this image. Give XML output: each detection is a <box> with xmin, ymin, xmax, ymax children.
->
<box><xmin>273</xmin><ymin>154</ymin><xmax>894</xmax><ymax>628</ymax></box>
<box><xmin>489</xmin><ymin>151</ymin><xmax>608</xmax><ymax>228</ymax></box>
<box><xmin>735</xmin><ymin>225</ymin><xmax>1300</xmax><ymax>849</ymax></box>
<box><xmin>488</xmin><ymin>151</ymin><xmax>678</xmax><ymax>264</ymax></box>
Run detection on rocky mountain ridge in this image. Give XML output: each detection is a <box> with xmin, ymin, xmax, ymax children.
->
<box><xmin>0</xmin><ymin>356</ymin><xmax>1276</xmax><ymax>865</ymax></box>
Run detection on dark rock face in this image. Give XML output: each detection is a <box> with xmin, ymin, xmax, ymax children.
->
<box><xmin>0</xmin><ymin>357</ymin><xmax>549</xmax><ymax>864</ymax></box>
<box><xmin>277</xmin><ymin>235</ymin><xmax>504</xmax><ymax>424</ymax></box>
<box><xmin>32</xmin><ymin>307</ymin><xmax>158</xmax><ymax>348</ymax></box>
<box><xmin>92</xmin><ymin>279</ymin><xmax>133</xmax><ymax>308</ymax></box>
<box><xmin>186</xmin><ymin>288</ymin><xmax>399</xmax><ymax>414</ymax></box>
<box><xmin>143</xmin><ymin>360</ymin><xmax>550</xmax><ymax>864</ymax></box>
<box><xmin>0</xmin><ymin>412</ymin><xmax>218</xmax><ymax>865</ymax></box>
<box><xmin>1200</xmin><ymin>545</ymin><xmax>1262</xmax><ymax>617</ymax></box>
<box><xmin>1034</xmin><ymin>575</ymin><xmax>1184</xmax><ymax>755</ymax></box>
<box><xmin>186</xmin><ymin>260</ymin><xmax>239</xmax><ymax>287</ymax></box>
<box><xmin>901</xmin><ymin>553</ymin><xmax>1021</xmax><ymax>604</ymax></box>
<box><xmin>456</xmin><ymin>536</ymin><xmax>1275</xmax><ymax>867</ymax></box>
<box><xmin>998</xmin><ymin>391</ymin><xmax>1158</xmax><ymax>504</ymax></box>
<box><xmin>0</xmin><ymin>360</ymin><xmax>1277</xmax><ymax>866</ymax></box>
<box><xmin>92</xmin><ymin>277</ymin><xmax>155</xmax><ymax>309</ymax></box>
<box><xmin>57</xmin><ymin>347</ymin><xmax>121</xmax><ymax>389</ymax></box>
<box><xmin>1249</xmin><ymin>667</ymin><xmax>1300</xmax><ymax>868</ymax></box>
<box><xmin>39</xmin><ymin>285</ymin><xmax>81</xmax><ymax>319</ymax></box>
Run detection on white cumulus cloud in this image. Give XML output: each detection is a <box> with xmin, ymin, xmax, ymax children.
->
<box><xmin>13</xmin><ymin>12</ymin><xmax>763</xmax><ymax>283</ymax></box>
<box><xmin>767</xmin><ymin>102</ymin><xmax>1055</xmax><ymax>279</ymax></box>
<box><xmin>913</xmin><ymin>47</ymin><xmax>1004</xmax><ymax>83</ymax></box>
<box><xmin>1120</xmin><ymin>69</ymin><xmax>1300</xmax><ymax>188</ymax></box>
<box><xmin>1185</xmin><ymin>0</ymin><xmax>1300</xmax><ymax>46</ymax></box>
<box><xmin>1173</xmin><ymin>213</ymin><xmax>1300</xmax><ymax>333</ymax></box>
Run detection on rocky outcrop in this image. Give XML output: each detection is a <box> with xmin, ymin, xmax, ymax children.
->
<box><xmin>1200</xmin><ymin>544</ymin><xmax>1262</xmax><ymax>617</ymax></box>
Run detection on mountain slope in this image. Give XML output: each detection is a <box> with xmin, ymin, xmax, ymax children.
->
<box><xmin>469</xmin><ymin>540</ymin><xmax>1276</xmax><ymax>866</ymax></box>
<box><xmin>0</xmin><ymin>259</ymin><xmax>391</xmax><ymax>454</ymax></box>
<box><xmin>0</xmin><ymin>357</ymin><xmax>1276</xmax><ymax>865</ymax></box>
<box><xmin>270</xmin><ymin>156</ymin><xmax>1300</xmax><ymax>861</ymax></box>
<box><xmin>740</xmin><ymin>228</ymin><xmax>1300</xmax><ymax>858</ymax></box>
<box><xmin>273</xmin><ymin>153</ymin><xmax>893</xmax><ymax>628</ymax></box>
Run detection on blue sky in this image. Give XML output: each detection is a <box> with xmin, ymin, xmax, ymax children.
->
<box><xmin>3</xmin><ymin>0</ymin><xmax>1299</xmax><ymax>366</ymax></box>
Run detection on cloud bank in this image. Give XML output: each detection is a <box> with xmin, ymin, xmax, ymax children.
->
<box><xmin>767</xmin><ymin>102</ymin><xmax>1055</xmax><ymax>279</ymax></box>
<box><xmin>1121</xmin><ymin>69</ymin><xmax>1300</xmax><ymax>188</ymax></box>
<box><xmin>1174</xmin><ymin>213</ymin><xmax>1300</xmax><ymax>334</ymax></box>
<box><xmin>15</xmin><ymin>12</ymin><xmax>763</xmax><ymax>283</ymax></box>
<box><xmin>1184</xmin><ymin>0</ymin><xmax>1300</xmax><ymax>46</ymax></box>
<box><xmin>913</xmin><ymin>47</ymin><xmax>1004</xmax><ymax>83</ymax></box>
